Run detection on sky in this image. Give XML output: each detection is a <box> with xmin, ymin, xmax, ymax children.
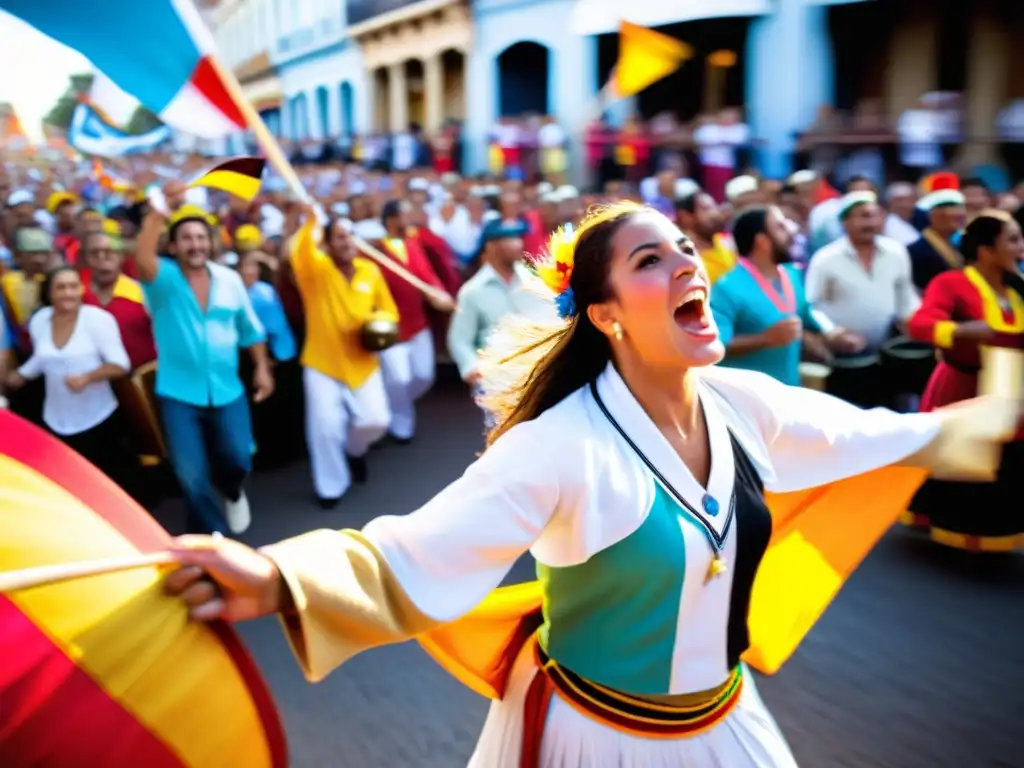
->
<box><xmin>0</xmin><ymin>10</ymin><xmax>91</xmax><ymax>142</ymax></box>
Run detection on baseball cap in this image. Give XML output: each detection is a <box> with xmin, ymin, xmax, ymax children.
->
<box><xmin>15</xmin><ymin>227</ymin><xmax>54</xmax><ymax>252</ymax></box>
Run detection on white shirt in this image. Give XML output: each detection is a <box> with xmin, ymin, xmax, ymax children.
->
<box><xmin>361</xmin><ymin>363</ymin><xmax>941</xmax><ymax>692</ymax></box>
<box><xmin>429</xmin><ymin>206</ymin><xmax>481</xmax><ymax>259</ymax></box>
<box><xmin>692</xmin><ymin>123</ymin><xmax>750</xmax><ymax>168</ymax></box>
<box><xmin>805</xmin><ymin>236</ymin><xmax>921</xmax><ymax>350</ymax></box>
<box><xmin>19</xmin><ymin>305</ymin><xmax>131</xmax><ymax>436</ymax></box>
<box><xmin>537</xmin><ymin>123</ymin><xmax>566</xmax><ymax>148</ymax></box>
<box><xmin>883</xmin><ymin>213</ymin><xmax>921</xmax><ymax>247</ymax></box>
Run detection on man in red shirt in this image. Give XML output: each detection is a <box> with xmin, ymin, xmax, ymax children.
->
<box><xmin>80</xmin><ymin>230</ymin><xmax>156</xmax><ymax>370</ymax></box>
<box><xmin>378</xmin><ymin>199</ymin><xmax>454</xmax><ymax>443</ymax></box>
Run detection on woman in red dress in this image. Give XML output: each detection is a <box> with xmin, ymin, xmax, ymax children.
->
<box><xmin>905</xmin><ymin>210</ymin><xmax>1024</xmax><ymax>551</ymax></box>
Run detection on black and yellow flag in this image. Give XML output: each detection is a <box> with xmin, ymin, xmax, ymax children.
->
<box><xmin>190</xmin><ymin>156</ymin><xmax>266</xmax><ymax>203</ymax></box>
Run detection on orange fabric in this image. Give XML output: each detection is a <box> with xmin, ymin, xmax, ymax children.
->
<box><xmin>418</xmin><ymin>466</ymin><xmax>927</xmax><ymax>697</ymax></box>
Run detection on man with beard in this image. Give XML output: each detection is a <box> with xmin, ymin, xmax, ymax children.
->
<box><xmin>674</xmin><ymin>190</ymin><xmax>736</xmax><ymax>283</ymax></box>
<box><xmin>711</xmin><ymin>206</ymin><xmax>865</xmax><ymax>385</ymax></box>
<box><xmin>133</xmin><ymin>202</ymin><xmax>273</xmax><ymax>537</ymax></box>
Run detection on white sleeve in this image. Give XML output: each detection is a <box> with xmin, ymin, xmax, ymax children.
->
<box><xmin>360</xmin><ymin>419</ymin><xmax>562</xmax><ymax>622</ymax></box>
<box><xmin>705</xmin><ymin>368</ymin><xmax>942</xmax><ymax>493</ymax></box>
<box><xmin>87</xmin><ymin>307</ymin><xmax>130</xmax><ymax>372</ymax></box>
<box><xmin>803</xmin><ymin>250</ymin><xmax>830</xmax><ymax>306</ymax></box>
<box><xmin>17</xmin><ymin>312</ymin><xmax>48</xmax><ymax>379</ymax></box>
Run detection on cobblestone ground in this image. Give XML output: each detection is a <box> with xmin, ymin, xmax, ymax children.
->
<box><xmin>154</xmin><ymin>384</ymin><xmax>1024</xmax><ymax>768</ymax></box>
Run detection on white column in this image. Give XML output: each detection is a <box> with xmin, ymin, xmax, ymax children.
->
<box><xmin>388</xmin><ymin>62</ymin><xmax>408</xmax><ymax>133</ymax></box>
<box><xmin>424</xmin><ymin>52</ymin><xmax>444</xmax><ymax>133</ymax></box>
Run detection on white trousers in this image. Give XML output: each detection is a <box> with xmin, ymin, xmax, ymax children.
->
<box><xmin>303</xmin><ymin>367</ymin><xmax>390</xmax><ymax>499</ymax></box>
<box><xmin>468</xmin><ymin>645</ymin><xmax>799</xmax><ymax>768</ymax></box>
<box><xmin>379</xmin><ymin>327</ymin><xmax>435</xmax><ymax>440</ymax></box>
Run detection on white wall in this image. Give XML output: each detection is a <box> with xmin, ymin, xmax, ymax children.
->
<box><xmin>468</xmin><ymin>0</ymin><xmax>598</xmax><ymax>177</ymax></box>
<box><xmin>280</xmin><ymin>45</ymin><xmax>367</xmax><ymax>139</ymax></box>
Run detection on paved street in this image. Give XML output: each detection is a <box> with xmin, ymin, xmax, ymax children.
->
<box><xmin>155</xmin><ymin>381</ymin><xmax>1024</xmax><ymax>768</ymax></box>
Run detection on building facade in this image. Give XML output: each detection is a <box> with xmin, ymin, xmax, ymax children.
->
<box><xmin>469</xmin><ymin>0</ymin><xmax>1024</xmax><ymax>178</ymax></box>
<box><xmin>347</xmin><ymin>0</ymin><xmax>470</xmax><ymax>135</ymax></box>
<box><xmin>273</xmin><ymin>0</ymin><xmax>367</xmax><ymax>140</ymax></box>
<box><xmin>213</xmin><ymin>0</ymin><xmax>283</xmax><ymax>137</ymax></box>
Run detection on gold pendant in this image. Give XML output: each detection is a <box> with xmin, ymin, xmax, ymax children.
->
<box><xmin>705</xmin><ymin>555</ymin><xmax>728</xmax><ymax>584</ymax></box>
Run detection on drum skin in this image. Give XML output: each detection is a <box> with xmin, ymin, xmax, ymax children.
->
<box><xmin>881</xmin><ymin>335</ymin><xmax>936</xmax><ymax>397</ymax></box>
<box><xmin>361</xmin><ymin>312</ymin><xmax>400</xmax><ymax>352</ymax></box>
<box><xmin>113</xmin><ymin>362</ymin><xmax>165</xmax><ymax>464</ymax></box>
<box><xmin>825</xmin><ymin>352</ymin><xmax>883</xmax><ymax>408</ymax></box>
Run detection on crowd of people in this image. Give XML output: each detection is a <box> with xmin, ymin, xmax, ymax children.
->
<box><xmin>1</xmin><ymin>148</ymin><xmax>1022</xmax><ymax>553</ymax></box>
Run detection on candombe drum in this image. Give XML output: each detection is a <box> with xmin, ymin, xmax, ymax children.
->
<box><xmin>825</xmin><ymin>351</ymin><xmax>883</xmax><ymax>408</ymax></box>
<box><xmin>798</xmin><ymin>362</ymin><xmax>831</xmax><ymax>392</ymax></box>
<box><xmin>361</xmin><ymin>310</ymin><xmax>400</xmax><ymax>352</ymax></box>
<box><xmin>881</xmin><ymin>335</ymin><xmax>936</xmax><ymax>402</ymax></box>
<box><xmin>112</xmin><ymin>361</ymin><xmax>166</xmax><ymax>466</ymax></box>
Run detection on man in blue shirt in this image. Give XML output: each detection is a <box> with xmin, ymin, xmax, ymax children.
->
<box><xmin>134</xmin><ymin>202</ymin><xmax>274</xmax><ymax>536</ymax></box>
<box><xmin>711</xmin><ymin>206</ymin><xmax>865</xmax><ymax>385</ymax></box>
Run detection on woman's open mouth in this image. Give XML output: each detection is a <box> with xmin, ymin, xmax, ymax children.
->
<box><xmin>673</xmin><ymin>288</ymin><xmax>715</xmax><ymax>338</ymax></box>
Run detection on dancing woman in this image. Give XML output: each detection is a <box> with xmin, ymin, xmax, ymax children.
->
<box><xmin>904</xmin><ymin>209</ymin><xmax>1024</xmax><ymax>551</ymax></box>
<box><xmin>167</xmin><ymin>202</ymin><xmax>1017</xmax><ymax>766</ymax></box>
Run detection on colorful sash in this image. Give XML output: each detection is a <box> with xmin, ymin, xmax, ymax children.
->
<box><xmin>922</xmin><ymin>228</ymin><xmax>963</xmax><ymax>270</ymax></box>
<box><xmin>737</xmin><ymin>257</ymin><xmax>796</xmax><ymax>314</ymax></box>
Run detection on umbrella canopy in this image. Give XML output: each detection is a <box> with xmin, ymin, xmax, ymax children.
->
<box><xmin>0</xmin><ymin>410</ymin><xmax>287</xmax><ymax>767</ymax></box>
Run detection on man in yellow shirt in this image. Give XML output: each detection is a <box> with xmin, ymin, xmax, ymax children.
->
<box><xmin>675</xmin><ymin>190</ymin><xmax>737</xmax><ymax>284</ymax></box>
<box><xmin>289</xmin><ymin>204</ymin><xmax>398</xmax><ymax>508</ymax></box>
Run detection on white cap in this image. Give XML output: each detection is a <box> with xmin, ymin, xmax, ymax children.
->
<box><xmin>408</xmin><ymin>177</ymin><xmax>429</xmax><ymax>192</ymax></box>
<box><xmin>536</xmin><ymin>181</ymin><xmax>553</xmax><ymax>196</ymax></box>
<box><xmin>331</xmin><ymin>201</ymin><xmax>351</xmax><ymax>217</ymax></box>
<box><xmin>918</xmin><ymin>189</ymin><xmax>966</xmax><ymax>211</ymax></box>
<box><xmin>788</xmin><ymin>170</ymin><xmax>817</xmax><ymax>186</ymax></box>
<box><xmin>674</xmin><ymin>179</ymin><xmax>701</xmax><ymax>200</ymax></box>
<box><xmin>556</xmin><ymin>184</ymin><xmax>579</xmax><ymax>199</ymax></box>
<box><xmin>725</xmin><ymin>175</ymin><xmax>759</xmax><ymax>202</ymax></box>
<box><xmin>7</xmin><ymin>189</ymin><xmax>33</xmax><ymax>208</ymax></box>
<box><xmin>838</xmin><ymin>190</ymin><xmax>878</xmax><ymax>218</ymax></box>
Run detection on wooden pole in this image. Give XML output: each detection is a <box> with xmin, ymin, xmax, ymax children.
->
<box><xmin>206</xmin><ymin>57</ymin><xmax>448</xmax><ymax>301</ymax></box>
<box><xmin>0</xmin><ymin>551</ymin><xmax>176</xmax><ymax>593</ymax></box>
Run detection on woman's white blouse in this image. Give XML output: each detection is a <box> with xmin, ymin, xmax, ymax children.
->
<box><xmin>361</xmin><ymin>363</ymin><xmax>943</xmax><ymax>692</ymax></box>
<box><xmin>18</xmin><ymin>305</ymin><xmax>130</xmax><ymax>436</ymax></box>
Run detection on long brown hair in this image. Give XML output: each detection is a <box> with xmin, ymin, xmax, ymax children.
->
<box><xmin>481</xmin><ymin>201</ymin><xmax>644</xmax><ymax>446</ymax></box>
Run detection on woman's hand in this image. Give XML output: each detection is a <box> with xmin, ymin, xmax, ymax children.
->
<box><xmin>165</xmin><ymin>535</ymin><xmax>287</xmax><ymax>622</ymax></box>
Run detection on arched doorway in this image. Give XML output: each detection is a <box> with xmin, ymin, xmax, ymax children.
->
<box><xmin>405</xmin><ymin>59</ymin><xmax>425</xmax><ymax>128</ymax></box>
<box><xmin>496</xmin><ymin>41</ymin><xmax>550</xmax><ymax>117</ymax></box>
<box><xmin>289</xmin><ymin>92</ymin><xmax>310</xmax><ymax>139</ymax></box>
<box><xmin>339</xmin><ymin>81</ymin><xmax>355</xmax><ymax>135</ymax></box>
<box><xmin>441</xmin><ymin>48</ymin><xmax>466</xmax><ymax>122</ymax></box>
<box><xmin>315</xmin><ymin>85</ymin><xmax>330</xmax><ymax>137</ymax></box>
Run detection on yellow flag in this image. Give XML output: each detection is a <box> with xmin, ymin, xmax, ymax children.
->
<box><xmin>612</xmin><ymin>21</ymin><xmax>694</xmax><ymax>99</ymax></box>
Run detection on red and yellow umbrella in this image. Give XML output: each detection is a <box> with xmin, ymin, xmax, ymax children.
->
<box><xmin>0</xmin><ymin>411</ymin><xmax>287</xmax><ymax>767</ymax></box>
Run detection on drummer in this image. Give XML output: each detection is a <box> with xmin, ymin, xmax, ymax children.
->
<box><xmin>904</xmin><ymin>210</ymin><xmax>1024</xmax><ymax>551</ymax></box>
<box><xmin>711</xmin><ymin>206</ymin><xmax>865</xmax><ymax>386</ymax></box>
<box><xmin>286</xmin><ymin>204</ymin><xmax>396</xmax><ymax>509</ymax></box>
<box><xmin>805</xmin><ymin>191</ymin><xmax>921</xmax><ymax>353</ymax></box>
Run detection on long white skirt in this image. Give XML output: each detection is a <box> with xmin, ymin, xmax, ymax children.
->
<box><xmin>468</xmin><ymin>642</ymin><xmax>799</xmax><ymax>768</ymax></box>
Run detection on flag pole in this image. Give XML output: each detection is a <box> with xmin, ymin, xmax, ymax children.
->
<box><xmin>206</xmin><ymin>56</ymin><xmax>447</xmax><ymax>301</ymax></box>
<box><xmin>0</xmin><ymin>551</ymin><xmax>177</xmax><ymax>593</ymax></box>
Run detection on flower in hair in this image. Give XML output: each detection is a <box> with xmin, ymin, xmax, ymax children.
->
<box><xmin>535</xmin><ymin>224</ymin><xmax>578</xmax><ymax>318</ymax></box>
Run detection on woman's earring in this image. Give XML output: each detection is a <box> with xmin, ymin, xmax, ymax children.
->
<box><xmin>612</xmin><ymin>322</ymin><xmax>624</xmax><ymax>341</ymax></box>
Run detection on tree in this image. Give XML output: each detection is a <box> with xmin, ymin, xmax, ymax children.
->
<box><xmin>43</xmin><ymin>72</ymin><xmax>94</xmax><ymax>132</ymax></box>
<box><xmin>125</xmin><ymin>107</ymin><xmax>163</xmax><ymax>135</ymax></box>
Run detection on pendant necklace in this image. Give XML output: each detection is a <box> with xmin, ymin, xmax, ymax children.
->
<box><xmin>590</xmin><ymin>382</ymin><xmax>734</xmax><ymax>584</ymax></box>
